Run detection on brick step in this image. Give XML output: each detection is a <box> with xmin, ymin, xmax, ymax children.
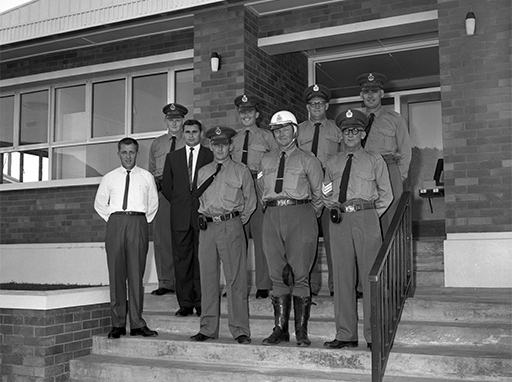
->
<box><xmin>143</xmin><ymin>312</ymin><xmax>512</xmax><ymax>351</ymax></box>
<box><xmin>143</xmin><ymin>287</ymin><xmax>512</xmax><ymax>324</ymax></box>
<box><xmin>78</xmin><ymin>334</ymin><xmax>512</xmax><ymax>381</ymax></box>
<box><xmin>68</xmin><ymin>353</ymin><xmax>473</xmax><ymax>382</ymax></box>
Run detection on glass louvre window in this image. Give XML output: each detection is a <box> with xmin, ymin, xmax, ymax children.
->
<box><xmin>132</xmin><ymin>73</ymin><xmax>167</xmax><ymax>134</ymax></box>
<box><xmin>0</xmin><ymin>95</ymin><xmax>14</xmax><ymax>148</ymax></box>
<box><xmin>175</xmin><ymin>69</ymin><xmax>193</xmax><ymax>114</ymax></box>
<box><xmin>92</xmin><ymin>79</ymin><xmax>125</xmax><ymax>138</ymax></box>
<box><xmin>1</xmin><ymin>150</ymin><xmax>49</xmax><ymax>183</ymax></box>
<box><xmin>20</xmin><ymin>90</ymin><xmax>49</xmax><ymax>145</ymax></box>
<box><xmin>55</xmin><ymin>85</ymin><xmax>87</xmax><ymax>142</ymax></box>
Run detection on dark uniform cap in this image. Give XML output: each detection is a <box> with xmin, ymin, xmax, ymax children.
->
<box><xmin>303</xmin><ymin>84</ymin><xmax>331</xmax><ymax>103</ymax></box>
<box><xmin>162</xmin><ymin>103</ymin><xmax>188</xmax><ymax>118</ymax></box>
<box><xmin>356</xmin><ymin>72</ymin><xmax>387</xmax><ymax>90</ymax></box>
<box><xmin>206</xmin><ymin>126</ymin><xmax>237</xmax><ymax>144</ymax></box>
<box><xmin>335</xmin><ymin>109</ymin><xmax>368</xmax><ymax>130</ymax></box>
<box><xmin>234</xmin><ymin>94</ymin><xmax>260</xmax><ymax>111</ymax></box>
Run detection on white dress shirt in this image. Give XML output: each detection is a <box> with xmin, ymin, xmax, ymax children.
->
<box><xmin>185</xmin><ymin>143</ymin><xmax>201</xmax><ymax>184</ymax></box>
<box><xmin>94</xmin><ymin>165</ymin><xmax>159</xmax><ymax>223</ymax></box>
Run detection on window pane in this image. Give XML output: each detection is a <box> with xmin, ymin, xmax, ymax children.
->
<box><xmin>175</xmin><ymin>69</ymin><xmax>193</xmax><ymax>115</ymax></box>
<box><xmin>1</xmin><ymin>149</ymin><xmax>49</xmax><ymax>184</ymax></box>
<box><xmin>55</xmin><ymin>85</ymin><xmax>86</xmax><ymax>142</ymax></box>
<box><xmin>53</xmin><ymin>139</ymin><xmax>152</xmax><ymax>180</ymax></box>
<box><xmin>20</xmin><ymin>90</ymin><xmax>49</xmax><ymax>145</ymax></box>
<box><xmin>92</xmin><ymin>79</ymin><xmax>125</xmax><ymax>138</ymax></box>
<box><xmin>0</xmin><ymin>96</ymin><xmax>14</xmax><ymax>147</ymax></box>
<box><xmin>132</xmin><ymin>73</ymin><xmax>167</xmax><ymax>134</ymax></box>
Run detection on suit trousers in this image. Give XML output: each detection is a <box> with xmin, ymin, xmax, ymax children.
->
<box><xmin>262</xmin><ymin>203</ymin><xmax>318</xmax><ymax>297</ymax></box>
<box><xmin>199</xmin><ymin>217</ymin><xmax>250</xmax><ymax>339</ymax></box>
<box><xmin>153</xmin><ymin>192</ymin><xmax>175</xmax><ymax>289</ymax></box>
<box><xmin>330</xmin><ymin>208</ymin><xmax>381</xmax><ymax>343</ymax></box>
<box><xmin>105</xmin><ymin>214</ymin><xmax>148</xmax><ymax>329</ymax></box>
<box><xmin>310</xmin><ymin>208</ymin><xmax>334</xmax><ymax>295</ymax></box>
<box><xmin>380</xmin><ymin>161</ymin><xmax>402</xmax><ymax>236</ymax></box>
<box><xmin>172</xmin><ymin>227</ymin><xmax>201</xmax><ymax>310</ymax></box>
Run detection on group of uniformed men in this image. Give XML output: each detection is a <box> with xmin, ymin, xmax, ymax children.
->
<box><xmin>95</xmin><ymin>72</ymin><xmax>411</xmax><ymax>350</ymax></box>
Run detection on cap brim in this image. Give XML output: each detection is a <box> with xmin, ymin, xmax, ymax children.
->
<box><xmin>210</xmin><ymin>138</ymin><xmax>230</xmax><ymax>144</ymax></box>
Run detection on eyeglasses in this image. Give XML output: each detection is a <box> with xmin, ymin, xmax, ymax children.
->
<box><xmin>307</xmin><ymin>101</ymin><xmax>326</xmax><ymax>108</ymax></box>
<box><xmin>342</xmin><ymin>128</ymin><xmax>364</xmax><ymax>136</ymax></box>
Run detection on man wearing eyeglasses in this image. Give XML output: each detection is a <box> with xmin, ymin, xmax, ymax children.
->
<box><xmin>297</xmin><ymin>84</ymin><xmax>343</xmax><ymax>298</ymax></box>
<box><xmin>148</xmin><ymin>103</ymin><xmax>188</xmax><ymax>296</ymax></box>
<box><xmin>357</xmin><ymin>73</ymin><xmax>411</xmax><ymax>234</ymax></box>
<box><xmin>322</xmin><ymin>109</ymin><xmax>392</xmax><ymax>351</ymax></box>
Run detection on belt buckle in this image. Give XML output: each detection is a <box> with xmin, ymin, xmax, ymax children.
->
<box><xmin>345</xmin><ymin>204</ymin><xmax>356</xmax><ymax>213</ymax></box>
<box><xmin>277</xmin><ymin>199</ymin><xmax>287</xmax><ymax>207</ymax></box>
<box><xmin>213</xmin><ymin>216</ymin><xmax>222</xmax><ymax>223</ymax></box>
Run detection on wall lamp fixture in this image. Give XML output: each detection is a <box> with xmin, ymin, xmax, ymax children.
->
<box><xmin>465</xmin><ymin>12</ymin><xmax>476</xmax><ymax>36</ymax></box>
<box><xmin>211</xmin><ymin>52</ymin><xmax>221</xmax><ymax>72</ymax></box>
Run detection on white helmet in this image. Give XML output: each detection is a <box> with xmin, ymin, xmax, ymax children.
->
<box><xmin>269</xmin><ymin>110</ymin><xmax>298</xmax><ymax>131</ymax></box>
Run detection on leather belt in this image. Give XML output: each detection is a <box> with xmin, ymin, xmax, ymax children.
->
<box><xmin>205</xmin><ymin>211</ymin><xmax>240</xmax><ymax>223</ymax></box>
<box><xmin>339</xmin><ymin>201</ymin><xmax>375</xmax><ymax>213</ymax></box>
<box><xmin>111</xmin><ymin>211</ymin><xmax>145</xmax><ymax>216</ymax></box>
<box><xmin>265</xmin><ymin>199</ymin><xmax>310</xmax><ymax>207</ymax></box>
<box><xmin>382</xmin><ymin>154</ymin><xmax>400</xmax><ymax>165</ymax></box>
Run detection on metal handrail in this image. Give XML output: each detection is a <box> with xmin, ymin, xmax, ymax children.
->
<box><xmin>369</xmin><ymin>191</ymin><xmax>414</xmax><ymax>382</ymax></box>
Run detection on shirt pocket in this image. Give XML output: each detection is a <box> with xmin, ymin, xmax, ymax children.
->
<box><xmin>380</xmin><ymin>127</ymin><xmax>396</xmax><ymax>148</ymax></box>
<box><xmin>224</xmin><ymin>177</ymin><xmax>242</xmax><ymax>203</ymax></box>
<box><xmin>283</xmin><ymin>167</ymin><xmax>303</xmax><ymax>191</ymax></box>
<box><xmin>351</xmin><ymin>169</ymin><xmax>376</xmax><ymax>199</ymax></box>
<box><xmin>324</xmin><ymin>133</ymin><xmax>341</xmax><ymax>154</ymax></box>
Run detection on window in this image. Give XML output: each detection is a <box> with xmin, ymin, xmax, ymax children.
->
<box><xmin>1</xmin><ymin>67</ymin><xmax>193</xmax><ymax>185</ymax></box>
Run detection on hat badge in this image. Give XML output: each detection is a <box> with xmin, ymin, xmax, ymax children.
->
<box><xmin>276</xmin><ymin>114</ymin><xmax>283</xmax><ymax>122</ymax></box>
<box><xmin>242</xmin><ymin>95</ymin><xmax>248</xmax><ymax>103</ymax></box>
<box><xmin>313</xmin><ymin>84</ymin><xmax>319</xmax><ymax>92</ymax></box>
<box><xmin>346</xmin><ymin>110</ymin><xmax>353</xmax><ymax>118</ymax></box>
<box><xmin>368</xmin><ymin>73</ymin><xmax>374</xmax><ymax>81</ymax></box>
<box><xmin>170</xmin><ymin>104</ymin><xmax>176</xmax><ymax>110</ymax></box>
<box><xmin>215</xmin><ymin>127</ymin><xmax>222</xmax><ymax>135</ymax></box>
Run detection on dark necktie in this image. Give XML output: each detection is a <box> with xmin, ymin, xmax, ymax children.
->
<box><xmin>362</xmin><ymin>113</ymin><xmax>375</xmax><ymax>148</ymax></box>
<box><xmin>311</xmin><ymin>123</ymin><xmax>320</xmax><ymax>156</ymax></box>
<box><xmin>196</xmin><ymin>163</ymin><xmax>222</xmax><ymax>197</ymax></box>
<box><xmin>274</xmin><ymin>152</ymin><xmax>285</xmax><ymax>193</ymax></box>
<box><xmin>338</xmin><ymin>154</ymin><xmax>353</xmax><ymax>204</ymax></box>
<box><xmin>242</xmin><ymin>130</ymin><xmax>249</xmax><ymax>165</ymax></box>
<box><xmin>170</xmin><ymin>136</ymin><xmax>176</xmax><ymax>152</ymax></box>
<box><xmin>122</xmin><ymin>170</ymin><xmax>131</xmax><ymax>210</ymax></box>
<box><xmin>188</xmin><ymin>147</ymin><xmax>194</xmax><ymax>188</ymax></box>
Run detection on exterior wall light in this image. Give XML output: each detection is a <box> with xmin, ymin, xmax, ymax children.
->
<box><xmin>211</xmin><ymin>52</ymin><xmax>221</xmax><ymax>72</ymax></box>
<box><xmin>465</xmin><ymin>12</ymin><xmax>476</xmax><ymax>36</ymax></box>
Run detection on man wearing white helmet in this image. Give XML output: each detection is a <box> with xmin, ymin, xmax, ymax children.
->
<box><xmin>257</xmin><ymin>110</ymin><xmax>323</xmax><ymax>348</ymax></box>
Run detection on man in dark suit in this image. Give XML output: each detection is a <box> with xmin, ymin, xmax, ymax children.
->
<box><xmin>162</xmin><ymin>119</ymin><xmax>214</xmax><ymax>317</ymax></box>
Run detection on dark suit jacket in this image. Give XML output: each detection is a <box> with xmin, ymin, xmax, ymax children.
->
<box><xmin>162</xmin><ymin>145</ymin><xmax>213</xmax><ymax>231</ymax></box>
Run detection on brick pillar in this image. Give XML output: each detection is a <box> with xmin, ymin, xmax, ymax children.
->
<box><xmin>193</xmin><ymin>4</ymin><xmax>308</xmax><ymax>129</ymax></box>
<box><xmin>438</xmin><ymin>0</ymin><xmax>512</xmax><ymax>287</ymax></box>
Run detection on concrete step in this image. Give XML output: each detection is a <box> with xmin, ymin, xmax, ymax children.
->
<box><xmin>80</xmin><ymin>334</ymin><xmax>512</xmax><ymax>381</ymax></box>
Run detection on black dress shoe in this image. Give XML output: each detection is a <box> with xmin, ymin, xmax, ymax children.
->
<box><xmin>367</xmin><ymin>343</ymin><xmax>372</xmax><ymax>350</ymax></box>
<box><xmin>190</xmin><ymin>333</ymin><xmax>211</xmax><ymax>342</ymax></box>
<box><xmin>195</xmin><ymin>307</ymin><xmax>201</xmax><ymax>317</ymax></box>
<box><xmin>330</xmin><ymin>291</ymin><xmax>334</xmax><ymax>297</ymax></box>
<box><xmin>255</xmin><ymin>289</ymin><xmax>269</xmax><ymax>299</ymax></box>
<box><xmin>236</xmin><ymin>335</ymin><xmax>251</xmax><ymax>344</ymax></box>
<box><xmin>130</xmin><ymin>326</ymin><xmax>158</xmax><ymax>337</ymax></box>
<box><xmin>356</xmin><ymin>290</ymin><xmax>363</xmax><ymax>299</ymax></box>
<box><xmin>151</xmin><ymin>287</ymin><xmax>175</xmax><ymax>295</ymax></box>
<box><xmin>323</xmin><ymin>339</ymin><xmax>358</xmax><ymax>349</ymax></box>
<box><xmin>175</xmin><ymin>307</ymin><xmax>194</xmax><ymax>317</ymax></box>
<box><xmin>107</xmin><ymin>327</ymin><xmax>126</xmax><ymax>339</ymax></box>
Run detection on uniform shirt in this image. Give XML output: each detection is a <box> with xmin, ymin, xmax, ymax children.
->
<box><xmin>297</xmin><ymin>118</ymin><xmax>342</xmax><ymax>168</ymax></box>
<box><xmin>231</xmin><ymin>125</ymin><xmax>277</xmax><ymax>173</ymax></box>
<box><xmin>362</xmin><ymin>107</ymin><xmax>412</xmax><ymax>181</ymax></box>
<box><xmin>94</xmin><ymin>165</ymin><xmax>159</xmax><ymax>223</ymax></box>
<box><xmin>197</xmin><ymin>159</ymin><xmax>256</xmax><ymax>225</ymax></box>
<box><xmin>257</xmin><ymin>145</ymin><xmax>324</xmax><ymax>216</ymax></box>
<box><xmin>149</xmin><ymin>132</ymin><xmax>185</xmax><ymax>178</ymax></box>
<box><xmin>322</xmin><ymin>147</ymin><xmax>393</xmax><ymax>217</ymax></box>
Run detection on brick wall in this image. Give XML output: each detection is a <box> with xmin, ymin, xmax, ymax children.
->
<box><xmin>438</xmin><ymin>0</ymin><xmax>512</xmax><ymax>233</ymax></box>
<box><xmin>0</xmin><ymin>303</ymin><xmax>110</xmax><ymax>382</ymax></box>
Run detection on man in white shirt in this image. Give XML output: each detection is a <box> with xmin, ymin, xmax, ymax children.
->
<box><xmin>94</xmin><ymin>137</ymin><xmax>159</xmax><ymax>338</ymax></box>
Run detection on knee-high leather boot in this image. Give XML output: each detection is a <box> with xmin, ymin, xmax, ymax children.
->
<box><xmin>293</xmin><ymin>295</ymin><xmax>312</xmax><ymax>347</ymax></box>
<box><xmin>262</xmin><ymin>294</ymin><xmax>291</xmax><ymax>345</ymax></box>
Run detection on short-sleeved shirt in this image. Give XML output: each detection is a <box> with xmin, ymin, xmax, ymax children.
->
<box><xmin>297</xmin><ymin>118</ymin><xmax>342</xmax><ymax>169</ymax></box>
<box><xmin>231</xmin><ymin>126</ymin><xmax>277</xmax><ymax>173</ymax></box>
<box><xmin>257</xmin><ymin>145</ymin><xmax>324</xmax><ymax>216</ymax></box>
<box><xmin>197</xmin><ymin>159</ymin><xmax>257</xmax><ymax>225</ymax></box>
<box><xmin>322</xmin><ymin>147</ymin><xmax>393</xmax><ymax>217</ymax></box>
<box><xmin>149</xmin><ymin>132</ymin><xmax>185</xmax><ymax>178</ymax></box>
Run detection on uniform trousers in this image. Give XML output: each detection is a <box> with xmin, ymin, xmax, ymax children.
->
<box><xmin>330</xmin><ymin>208</ymin><xmax>381</xmax><ymax>343</ymax></box>
<box><xmin>262</xmin><ymin>203</ymin><xmax>318</xmax><ymax>297</ymax></box>
<box><xmin>105</xmin><ymin>214</ymin><xmax>148</xmax><ymax>329</ymax></box>
<box><xmin>244</xmin><ymin>194</ymin><xmax>271</xmax><ymax>290</ymax></box>
<box><xmin>198</xmin><ymin>217</ymin><xmax>250</xmax><ymax>339</ymax></box>
<box><xmin>380</xmin><ymin>160</ymin><xmax>402</xmax><ymax>236</ymax></box>
<box><xmin>310</xmin><ymin>209</ymin><xmax>333</xmax><ymax>295</ymax></box>
<box><xmin>172</xmin><ymin>227</ymin><xmax>201</xmax><ymax>310</ymax></box>
<box><xmin>153</xmin><ymin>192</ymin><xmax>175</xmax><ymax>289</ymax></box>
